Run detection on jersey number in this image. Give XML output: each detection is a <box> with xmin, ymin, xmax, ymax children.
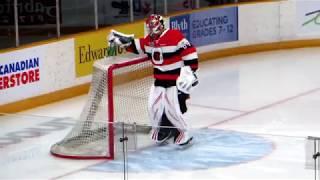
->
<box><xmin>151</xmin><ymin>48</ymin><xmax>164</xmax><ymax>65</ymax></box>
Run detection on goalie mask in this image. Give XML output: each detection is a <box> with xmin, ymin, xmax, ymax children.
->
<box><xmin>146</xmin><ymin>14</ymin><xmax>165</xmax><ymax>38</ymax></box>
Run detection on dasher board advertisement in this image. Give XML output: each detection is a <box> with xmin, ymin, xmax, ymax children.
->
<box><xmin>0</xmin><ymin>47</ymin><xmax>44</xmax><ymax>104</ymax></box>
<box><xmin>297</xmin><ymin>0</ymin><xmax>320</xmax><ymax>36</ymax></box>
<box><xmin>170</xmin><ymin>7</ymin><xmax>238</xmax><ymax>46</ymax></box>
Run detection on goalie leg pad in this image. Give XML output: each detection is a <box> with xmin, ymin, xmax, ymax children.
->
<box><xmin>148</xmin><ymin>86</ymin><xmax>192</xmax><ymax>145</ymax></box>
<box><xmin>148</xmin><ymin>85</ymin><xmax>166</xmax><ymax>143</ymax></box>
<box><xmin>163</xmin><ymin>87</ymin><xmax>194</xmax><ymax>145</ymax></box>
<box><xmin>151</xmin><ymin>115</ymin><xmax>174</xmax><ymax>144</ymax></box>
<box><xmin>148</xmin><ymin>85</ymin><xmax>165</xmax><ymax>128</ymax></box>
<box><xmin>156</xmin><ymin>113</ymin><xmax>179</xmax><ymax>144</ymax></box>
<box><xmin>174</xmin><ymin>130</ymin><xmax>193</xmax><ymax>146</ymax></box>
<box><xmin>163</xmin><ymin>87</ymin><xmax>188</xmax><ymax>130</ymax></box>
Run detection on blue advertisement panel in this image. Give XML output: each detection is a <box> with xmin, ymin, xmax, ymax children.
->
<box><xmin>170</xmin><ymin>7</ymin><xmax>238</xmax><ymax>46</ymax></box>
<box><xmin>169</xmin><ymin>14</ymin><xmax>191</xmax><ymax>40</ymax></box>
<box><xmin>190</xmin><ymin>7</ymin><xmax>238</xmax><ymax>46</ymax></box>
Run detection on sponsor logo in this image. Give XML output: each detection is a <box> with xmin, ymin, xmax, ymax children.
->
<box><xmin>170</xmin><ymin>15</ymin><xmax>190</xmax><ymax>40</ymax></box>
<box><xmin>75</xmin><ymin>23</ymin><xmax>144</xmax><ymax>77</ymax></box>
<box><xmin>0</xmin><ymin>118</ymin><xmax>74</xmax><ymax>149</ymax></box>
<box><xmin>171</xmin><ymin>18</ymin><xmax>188</xmax><ymax>31</ymax></box>
<box><xmin>78</xmin><ymin>44</ymin><xmax>124</xmax><ymax>64</ymax></box>
<box><xmin>303</xmin><ymin>10</ymin><xmax>320</xmax><ymax>27</ymax></box>
<box><xmin>0</xmin><ymin>57</ymin><xmax>40</xmax><ymax>90</ymax></box>
<box><xmin>189</xmin><ymin>7</ymin><xmax>238</xmax><ymax>46</ymax></box>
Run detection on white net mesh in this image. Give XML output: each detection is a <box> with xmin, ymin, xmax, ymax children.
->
<box><xmin>50</xmin><ymin>54</ymin><xmax>153</xmax><ymax>159</ymax></box>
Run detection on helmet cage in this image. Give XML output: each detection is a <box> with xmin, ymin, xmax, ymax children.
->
<box><xmin>146</xmin><ymin>14</ymin><xmax>164</xmax><ymax>37</ymax></box>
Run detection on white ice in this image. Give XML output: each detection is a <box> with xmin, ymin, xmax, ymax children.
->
<box><xmin>1</xmin><ymin>47</ymin><xmax>320</xmax><ymax>180</ymax></box>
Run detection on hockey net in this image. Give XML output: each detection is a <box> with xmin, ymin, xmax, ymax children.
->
<box><xmin>50</xmin><ymin>54</ymin><xmax>153</xmax><ymax>159</ymax></box>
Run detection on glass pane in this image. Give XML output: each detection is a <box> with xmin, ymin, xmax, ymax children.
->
<box><xmin>199</xmin><ymin>0</ymin><xmax>221</xmax><ymax>7</ymax></box>
<box><xmin>0</xmin><ymin>25</ymin><xmax>15</xmax><ymax>50</ymax></box>
<box><xmin>132</xmin><ymin>0</ymin><xmax>156</xmax><ymax>21</ymax></box>
<box><xmin>199</xmin><ymin>0</ymin><xmax>237</xmax><ymax>7</ymax></box>
<box><xmin>154</xmin><ymin>0</ymin><xmax>165</xmax><ymax>15</ymax></box>
<box><xmin>97</xmin><ymin>0</ymin><xmax>130</xmax><ymax>27</ymax></box>
<box><xmin>17</xmin><ymin>0</ymin><xmax>57</xmax><ymax>45</ymax></box>
<box><xmin>0</xmin><ymin>0</ymin><xmax>15</xmax><ymax>49</ymax></box>
<box><xmin>167</xmin><ymin>0</ymin><xmax>197</xmax><ymax>14</ymax></box>
<box><xmin>60</xmin><ymin>0</ymin><xmax>95</xmax><ymax>35</ymax></box>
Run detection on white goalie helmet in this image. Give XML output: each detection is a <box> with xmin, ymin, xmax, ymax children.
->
<box><xmin>146</xmin><ymin>14</ymin><xmax>165</xmax><ymax>38</ymax></box>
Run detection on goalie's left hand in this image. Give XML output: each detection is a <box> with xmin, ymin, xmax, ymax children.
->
<box><xmin>176</xmin><ymin>66</ymin><xmax>199</xmax><ymax>94</ymax></box>
<box><xmin>108</xmin><ymin>29</ymin><xmax>134</xmax><ymax>48</ymax></box>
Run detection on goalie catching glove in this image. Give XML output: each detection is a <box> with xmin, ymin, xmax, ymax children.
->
<box><xmin>176</xmin><ymin>66</ymin><xmax>199</xmax><ymax>94</ymax></box>
<box><xmin>108</xmin><ymin>29</ymin><xmax>134</xmax><ymax>48</ymax></box>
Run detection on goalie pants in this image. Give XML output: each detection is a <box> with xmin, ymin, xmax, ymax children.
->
<box><xmin>148</xmin><ymin>85</ymin><xmax>190</xmax><ymax>140</ymax></box>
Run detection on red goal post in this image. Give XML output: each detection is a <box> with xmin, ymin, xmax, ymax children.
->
<box><xmin>50</xmin><ymin>54</ymin><xmax>153</xmax><ymax>160</ymax></box>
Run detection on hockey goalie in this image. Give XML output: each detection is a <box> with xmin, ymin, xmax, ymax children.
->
<box><xmin>108</xmin><ymin>14</ymin><xmax>199</xmax><ymax>147</ymax></box>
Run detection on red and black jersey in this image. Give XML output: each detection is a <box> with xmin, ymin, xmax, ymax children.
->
<box><xmin>127</xmin><ymin>29</ymin><xmax>198</xmax><ymax>87</ymax></box>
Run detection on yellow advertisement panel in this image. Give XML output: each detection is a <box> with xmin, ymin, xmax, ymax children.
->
<box><xmin>75</xmin><ymin>22</ymin><xmax>145</xmax><ymax>77</ymax></box>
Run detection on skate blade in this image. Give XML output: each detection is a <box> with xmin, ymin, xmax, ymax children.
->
<box><xmin>176</xmin><ymin>137</ymin><xmax>193</xmax><ymax>150</ymax></box>
<box><xmin>156</xmin><ymin>140</ymin><xmax>170</xmax><ymax>146</ymax></box>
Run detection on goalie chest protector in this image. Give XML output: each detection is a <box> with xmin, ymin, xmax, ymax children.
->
<box><xmin>133</xmin><ymin>29</ymin><xmax>197</xmax><ymax>82</ymax></box>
